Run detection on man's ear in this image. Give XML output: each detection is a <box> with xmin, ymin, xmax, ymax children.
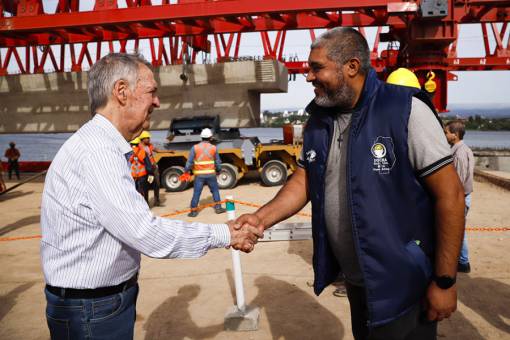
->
<box><xmin>113</xmin><ymin>79</ymin><xmax>129</xmax><ymax>105</ymax></box>
<box><xmin>345</xmin><ymin>58</ymin><xmax>361</xmax><ymax>77</ymax></box>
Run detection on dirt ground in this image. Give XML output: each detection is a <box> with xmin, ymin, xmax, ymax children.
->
<box><xmin>0</xmin><ymin>175</ymin><xmax>509</xmax><ymax>339</ymax></box>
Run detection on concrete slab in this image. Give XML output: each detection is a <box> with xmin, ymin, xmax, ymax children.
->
<box><xmin>0</xmin><ymin>60</ymin><xmax>288</xmax><ymax>133</ymax></box>
<box><xmin>475</xmin><ymin>169</ymin><xmax>510</xmax><ymax>191</ymax></box>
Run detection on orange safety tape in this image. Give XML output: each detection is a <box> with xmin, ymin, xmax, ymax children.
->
<box><xmin>1</xmin><ymin>227</ymin><xmax>509</xmax><ymax>242</ymax></box>
<box><xmin>466</xmin><ymin>227</ymin><xmax>510</xmax><ymax>232</ymax></box>
<box><xmin>232</xmin><ymin>199</ymin><xmax>312</xmax><ymax>218</ymax></box>
<box><xmin>2</xmin><ymin>226</ymin><xmax>509</xmax><ymax>243</ymax></box>
<box><xmin>160</xmin><ymin>199</ymin><xmax>228</xmax><ymax>217</ymax></box>
<box><xmin>0</xmin><ymin>235</ymin><xmax>42</xmax><ymax>242</ymax></box>
<box><xmin>161</xmin><ymin>199</ymin><xmax>312</xmax><ymax>218</ymax></box>
<box><xmin>2</xmin><ymin>196</ymin><xmax>509</xmax><ymax>243</ymax></box>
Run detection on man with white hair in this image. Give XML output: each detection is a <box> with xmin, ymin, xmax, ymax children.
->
<box><xmin>41</xmin><ymin>53</ymin><xmax>262</xmax><ymax>339</ymax></box>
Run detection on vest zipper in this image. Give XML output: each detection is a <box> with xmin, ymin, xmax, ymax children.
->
<box><xmin>346</xmin><ymin>108</ymin><xmax>374</xmax><ymax>328</ymax></box>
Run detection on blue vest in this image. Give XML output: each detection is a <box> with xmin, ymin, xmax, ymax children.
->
<box><xmin>303</xmin><ymin>69</ymin><xmax>441</xmax><ymax>327</ymax></box>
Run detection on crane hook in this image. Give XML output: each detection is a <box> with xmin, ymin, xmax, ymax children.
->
<box><xmin>424</xmin><ymin>71</ymin><xmax>437</xmax><ymax>93</ymax></box>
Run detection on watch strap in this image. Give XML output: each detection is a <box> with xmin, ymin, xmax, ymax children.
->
<box><xmin>432</xmin><ymin>274</ymin><xmax>457</xmax><ymax>289</ymax></box>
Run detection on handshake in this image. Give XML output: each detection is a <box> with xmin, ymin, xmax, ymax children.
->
<box><xmin>227</xmin><ymin>214</ymin><xmax>265</xmax><ymax>253</ymax></box>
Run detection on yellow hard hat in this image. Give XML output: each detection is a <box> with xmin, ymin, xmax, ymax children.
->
<box><xmin>130</xmin><ymin>137</ymin><xmax>141</xmax><ymax>145</ymax></box>
<box><xmin>139</xmin><ymin>131</ymin><xmax>152</xmax><ymax>140</ymax></box>
<box><xmin>386</xmin><ymin>68</ymin><xmax>421</xmax><ymax>89</ymax></box>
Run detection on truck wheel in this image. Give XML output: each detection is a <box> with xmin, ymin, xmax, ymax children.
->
<box><xmin>217</xmin><ymin>163</ymin><xmax>238</xmax><ymax>189</ymax></box>
<box><xmin>261</xmin><ymin>160</ymin><xmax>287</xmax><ymax>186</ymax></box>
<box><xmin>161</xmin><ymin>166</ymin><xmax>188</xmax><ymax>192</ymax></box>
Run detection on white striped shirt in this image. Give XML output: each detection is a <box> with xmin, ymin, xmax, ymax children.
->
<box><xmin>40</xmin><ymin>114</ymin><xmax>230</xmax><ymax>288</ymax></box>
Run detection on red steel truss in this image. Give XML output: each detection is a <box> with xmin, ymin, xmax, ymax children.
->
<box><xmin>1</xmin><ymin>0</ymin><xmax>510</xmax><ymax>111</ymax></box>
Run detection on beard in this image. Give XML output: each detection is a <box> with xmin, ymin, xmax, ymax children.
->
<box><xmin>313</xmin><ymin>72</ymin><xmax>356</xmax><ymax>108</ymax></box>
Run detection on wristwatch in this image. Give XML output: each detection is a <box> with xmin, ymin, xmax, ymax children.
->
<box><xmin>432</xmin><ymin>274</ymin><xmax>456</xmax><ymax>289</ymax></box>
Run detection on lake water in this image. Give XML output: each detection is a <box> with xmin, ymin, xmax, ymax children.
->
<box><xmin>0</xmin><ymin>128</ymin><xmax>509</xmax><ymax>161</ymax></box>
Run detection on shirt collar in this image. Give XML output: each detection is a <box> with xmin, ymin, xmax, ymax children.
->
<box><xmin>451</xmin><ymin>140</ymin><xmax>464</xmax><ymax>153</ymax></box>
<box><xmin>92</xmin><ymin>114</ymin><xmax>133</xmax><ymax>156</ymax></box>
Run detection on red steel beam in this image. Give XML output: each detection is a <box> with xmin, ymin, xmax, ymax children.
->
<box><xmin>1</xmin><ymin>1</ymin><xmax>507</xmax><ymax>38</ymax></box>
<box><xmin>286</xmin><ymin>56</ymin><xmax>510</xmax><ymax>74</ymax></box>
<box><xmin>1</xmin><ymin>0</ymin><xmax>509</xmax><ymax>113</ymax></box>
<box><xmin>0</xmin><ymin>0</ymin><xmax>388</xmax><ymax>32</ymax></box>
<box><xmin>0</xmin><ymin>14</ymin><xmax>405</xmax><ymax>47</ymax></box>
<box><xmin>447</xmin><ymin>56</ymin><xmax>510</xmax><ymax>69</ymax></box>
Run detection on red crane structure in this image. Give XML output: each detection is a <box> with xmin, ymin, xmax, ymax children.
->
<box><xmin>1</xmin><ymin>0</ymin><xmax>509</xmax><ymax>111</ymax></box>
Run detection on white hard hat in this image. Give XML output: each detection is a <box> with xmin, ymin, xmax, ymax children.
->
<box><xmin>200</xmin><ymin>128</ymin><xmax>213</xmax><ymax>139</ymax></box>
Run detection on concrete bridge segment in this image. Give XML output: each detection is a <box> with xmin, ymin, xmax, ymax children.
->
<box><xmin>0</xmin><ymin>60</ymin><xmax>288</xmax><ymax>133</ymax></box>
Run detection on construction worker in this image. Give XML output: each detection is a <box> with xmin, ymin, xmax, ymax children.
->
<box><xmin>386</xmin><ymin>67</ymin><xmax>421</xmax><ymax>89</ymax></box>
<box><xmin>0</xmin><ymin>163</ymin><xmax>6</xmax><ymax>193</ymax></box>
<box><xmin>184</xmin><ymin>128</ymin><xmax>226</xmax><ymax>217</ymax></box>
<box><xmin>139</xmin><ymin>131</ymin><xmax>162</xmax><ymax>206</ymax></box>
<box><xmin>4</xmin><ymin>141</ymin><xmax>21</xmax><ymax>180</ymax></box>
<box><xmin>129</xmin><ymin>137</ymin><xmax>149</xmax><ymax>202</ymax></box>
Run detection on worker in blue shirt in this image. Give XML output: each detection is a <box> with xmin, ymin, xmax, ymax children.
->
<box><xmin>184</xmin><ymin>128</ymin><xmax>226</xmax><ymax>217</ymax></box>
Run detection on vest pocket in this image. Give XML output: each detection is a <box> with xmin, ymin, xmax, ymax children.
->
<box><xmin>405</xmin><ymin>240</ymin><xmax>433</xmax><ymax>281</ymax></box>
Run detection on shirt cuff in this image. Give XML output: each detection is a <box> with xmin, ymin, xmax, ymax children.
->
<box><xmin>209</xmin><ymin>223</ymin><xmax>231</xmax><ymax>248</ymax></box>
<box><xmin>416</xmin><ymin>155</ymin><xmax>453</xmax><ymax>178</ymax></box>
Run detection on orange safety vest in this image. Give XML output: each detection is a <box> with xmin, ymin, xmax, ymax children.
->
<box><xmin>130</xmin><ymin>145</ymin><xmax>147</xmax><ymax>178</ymax></box>
<box><xmin>192</xmin><ymin>142</ymin><xmax>217</xmax><ymax>175</ymax></box>
<box><xmin>144</xmin><ymin>143</ymin><xmax>156</xmax><ymax>165</ymax></box>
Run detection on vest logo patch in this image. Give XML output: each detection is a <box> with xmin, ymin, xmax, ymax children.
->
<box><xmin>306</xmin><ymin>149</ymin><xmax>317</xmax><ymax>163</ymax></box>
<box><xmin>371</xmin><ymin>137</ymin><xmax>396</xmax><ymax>175</ymax></box>
<box><xmin>371</xmin><ymin>143</ymin><xmax>386</xmax><ymax>158</ymax></box>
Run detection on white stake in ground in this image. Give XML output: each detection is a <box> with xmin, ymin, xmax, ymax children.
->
<box><xmin>224</xmin><ymin>195</ymin><xmax>260</xmax><ymax>331</ymax></box>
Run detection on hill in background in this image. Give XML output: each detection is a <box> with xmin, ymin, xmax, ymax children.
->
<box><xmin>446</xmin><ymin>104</ymin><xmax>510</xmax><ymax>118</ymax></box>
<box><xmin>267</xmin><ymin>104</ymin><xmax>510</xmax><ymax>118</ymax></box>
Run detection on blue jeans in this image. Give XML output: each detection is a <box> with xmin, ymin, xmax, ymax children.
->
<box><xmin>8</xmin><ymin>159</ymin><xmax>20</xmax><ymax>179</ymax></box>
<box><xmin>459</xmin><ymin>194</ymin><xmax>471</xmax><ymax>265</ymax></box>
<box><xmin>190</xmin><ymin>174</ymin><xmax>221</xmax><ymax>208</ymax></box>
<box><xmin>135</xmin><ymin>175</ymin><xmax>149</xmax><ymax>203</ymax></box>
<box><xmin>45</xmin><ymin>284</ymin><xmax>139</xmax><ymax>340</ymax></box>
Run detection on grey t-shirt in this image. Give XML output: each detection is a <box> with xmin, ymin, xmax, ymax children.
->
<box><xmin>301</xmin><ymin>97</ymin><xmax>452</xmax><ymax>286</ymax></box>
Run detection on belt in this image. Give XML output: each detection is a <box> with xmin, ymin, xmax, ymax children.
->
<box><xmin>46</xmin><ymin>273</ymin><xmax>138</xmax><ymax>299</ymax></box>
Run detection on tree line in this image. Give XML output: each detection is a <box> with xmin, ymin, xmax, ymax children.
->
<box><xmin>446</xmin><ymin>115</ymin><xmax>510</xmax><ymax>131</ymax></box>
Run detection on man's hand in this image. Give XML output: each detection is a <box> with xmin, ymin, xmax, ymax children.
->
<box><xmin>227</xmin><ymin>220</ymin><xmax>264</xmax><ymax>253</ymax></box>
<box><xmin>425</xmin><ymin>281</ymin><xmax>457</xmax><ymax>321</ymax></box>
<box><xmin>235</xmin><ymin>213</ymin><xmax>266</xmax><ymax>233</ymax></box>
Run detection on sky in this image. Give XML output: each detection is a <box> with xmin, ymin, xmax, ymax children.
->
<box><xmin>257</xmin><ymin>26</ymin><xmax>510</xmax><ymax>110</ymax></box>
<box><xmin>2</xmin><ymin>1</ymin><xmax>510</xmax><ymax>110</ymax></box>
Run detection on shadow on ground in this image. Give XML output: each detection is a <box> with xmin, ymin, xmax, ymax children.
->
<box><xmin>457</xmin><ymin>274</ymin><xmax>510</xmax><ymax>334</ymax></box>
<box><xmin>0</xmin><ymin>215</ymin><xmax>40</xmax><ymax>236</ymax></box>
<box><xmin>0</xmin><ymin>282</ymin><xmax>36</xmax><ymax>322</ymax></box>
<box><xmin>287</xmin><ymin>240</ymin><xmax>313</xmax><ymax>266</ymax></box>
<box><xmin>0</xmin><ymin>190</ymin><xmax>34</xmax><ymax>202</ymax></box>
<box><xmin>439</xmin><ymin>310</ymin><xmax>485</xmax><ymax>339</ymax></box>
<box><xmin>143</xmin><ymin>285</ymin><xmax>223</xmax><ymax>340</ymax></box>
<box><xmin>251</xmin><ymin>275</ymin><xmax>345</xmax><ymax>340</ymax></box>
